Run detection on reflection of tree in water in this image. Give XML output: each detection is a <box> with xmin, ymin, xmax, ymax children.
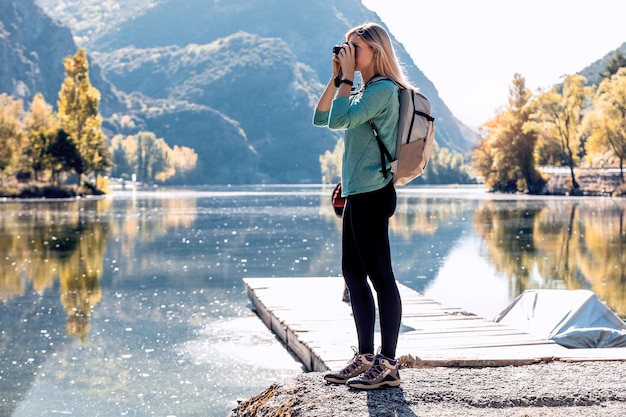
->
<box><xmin>475</xmin><ymin>199</ymin><xmax>626</xmax><ymax>317</ymax></box>
<box><xmin>57</xmin><ymin>217</ymin><xmax>107</xmax><ymax>342</ymax></box>
<box><xmin>574</xmin><ymin>201</ymin><xmax>626</xmax><ymax>317</ymax></box>
<box><xmin>0</xmin><ymin>199</ymin><xmax>110</xmax><ymax>341</ymax></box>
<box><xmin>533</xmin><ymin>201</ymin><xmax>584</xmax><ymax>289</ymax></box>
<box><xmin>474</xmin><ymin>200</ymin><xmax>543</xmax><ymax>298</ymax></box>
<box><xmin>391</xmin><ymin>196</ymin><xmax>446</xmax><ymax>238</ymax></box>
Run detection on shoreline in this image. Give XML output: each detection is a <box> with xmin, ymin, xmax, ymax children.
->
<box><xmin>229</xmin><ymin>361</ymin><xmax>626</xmax><ymax>416</ymax></box>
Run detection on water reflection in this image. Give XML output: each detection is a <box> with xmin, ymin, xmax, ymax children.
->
<box><xmin>0</xmin><ymin>200</ymin><xmax>109</xmax><ymax>342</ymax></box>
<box><xmin>473</xmin><ymin>198</ymin><xmax>626</xmax><ymax>317</ymax></box>
<box><xmin>0</xmin><ymin>186</ymin><xmax>625</xmax><ymax>417</ymax></box>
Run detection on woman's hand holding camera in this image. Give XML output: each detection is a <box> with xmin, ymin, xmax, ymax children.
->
<box><xmin>315</xmin><ymin>41</ymin><xmax>356</xmax><ymax>112</ymax></box>
<box><xmin>333</xmin><ymin>42</ymin><xmax>355</xmax><ymax>79</ymax></box>
<box><xmin>332</xmin><ymin>42</ymin><xmax>355</xmax><ymax>92</ymax></box>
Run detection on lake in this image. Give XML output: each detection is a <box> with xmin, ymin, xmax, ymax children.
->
<box><xmin>1</xmin><ymin>185</ymin><xmax>625</xmax><ymax>417</ymax></box>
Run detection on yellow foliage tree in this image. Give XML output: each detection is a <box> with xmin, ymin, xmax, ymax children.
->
<box><xmin>583</xmin><ymin>67</ymin><xmax>626</xmax><ymax>181</ymax></box>
<box><xmin>319</xmin><ymin>138</ymin><xmax>342</xmax><ymax>184</ymax></box>
<box><xmin>57</xmin><ymin>48</ymin><xmax>112</xmax><ymax>185</ymax></box>
<box><xmin>527</xmin><ymin>74</ymin><xmax>593</xmax><ymax>192</ymax></box>
<box><xmin>22</xmin><ymin>93</ymin><xmax>59</xmax><ymax>181</ymax></box>
<box><xmin>0</xmin><ymin>94</ymin><xmax>23</xmax><ymax>182</ymax></box>
<box><xmin>472</xmin><ymin>74</ymin><xmax>544</xmax><ymax>193</ymax></box>
<box><xmin>110</xmin><ymin>132</ymin><xmax>198</xmax><ymax>183</ymax></box>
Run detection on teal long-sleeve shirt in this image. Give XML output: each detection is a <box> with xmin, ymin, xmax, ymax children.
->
<box><xmin>313</xmin><ymin>79</ymin><xmax>398</xmax><ymax>197</ymax></box>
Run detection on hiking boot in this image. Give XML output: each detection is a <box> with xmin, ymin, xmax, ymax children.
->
<box><xmin>346</xmin><ymin>353</ymin><xmax>401</xmax><ymax>390</ymax></box>
<box><xmin>324</xmin><ymin>348</ymin><xmax>375</xmax><ymax>384</ymax></box>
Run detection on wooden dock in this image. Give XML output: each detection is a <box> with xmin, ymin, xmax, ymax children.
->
<box><xmin>244</xmin><ymin>277</ymin><xmax>626</xmax><ymax>371</ymax></box>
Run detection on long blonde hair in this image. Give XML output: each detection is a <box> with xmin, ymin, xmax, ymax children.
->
<box><xmin>346</xmin><ymin>22</ymin><xmax>413</xmax><ymax>89</ymax></box>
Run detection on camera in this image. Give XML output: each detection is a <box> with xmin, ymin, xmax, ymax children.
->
<box><xmin>333</xmin><ymin>42</ymin><xmax>347</xmax><ymax>54</ymax></box>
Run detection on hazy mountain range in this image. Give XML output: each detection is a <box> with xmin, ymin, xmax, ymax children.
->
<box><xmin>2</xmin><ymin>0</ymin><xmax>622</xmax><ymax>184</ymax></box>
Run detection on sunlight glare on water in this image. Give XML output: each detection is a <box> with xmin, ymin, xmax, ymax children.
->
<box><xmin>2</xmin><ymin>185</ymin><xmax>626</xmax><ymax>417</ymax></box>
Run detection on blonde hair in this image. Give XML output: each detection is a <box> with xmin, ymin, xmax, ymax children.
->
<box><xmin>346</xmin><ymin>22</ymin><xmax>413</xmax><ymax>89</ymax></box>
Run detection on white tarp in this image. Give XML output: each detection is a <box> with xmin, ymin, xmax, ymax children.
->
<box><xmin>494</xmin><ymin>289</ymin><xmax>626</xmax><ymax>348</ymax></box>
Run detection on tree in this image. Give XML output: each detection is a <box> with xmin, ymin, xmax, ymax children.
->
<box><xmin>166</xmin><ymin>145</ymin><xmax>198</xmax><ymax>182</ymax></box>
<box><xmin>22</xmin><ymin>93</ymin><xmax>59</xmax><ymax>181</ymax></box>
<box><xmin>527</xmin><ymin>74</ymin><xmax>593</xmax><ymax>192</ymax></box>
<box><xmin>423</xmin><ymin>142</ymin><xmax>475</xmax><ymax>184</ymax></box>
<box><xmin>0</xmin><ymin>94</ymin><xmax>24</xmax><ymax>184</ymax></box>
<box><xmin>110</xmin><ymin>132</ymin><xmax>168</xmax><ymax>183</ymax></box>
<box><xmin>109</xmin><ymin>135</ymin><xmax>132</xmax><ymax>180</ymax></box>
<box><xmin>319</xmin><ymin>138</ymin><xmax>343</xmax><ymax>184</ymax></box>
<box><xmin>583</xmin><ymin>68</ymin><xmax>626</xmax><ymax>181</ymax></box>
<box><xmin>600</xmin><ymin>50</ymin><xmax>626</xmax><ymax>80</ymax></box>
<box><xmin>110</xmin><ymin>133</ymin><xmax>198</xmax><ymax>183</ymax></box>
<box><xmin>137</xmin><ymin>132</ymin><xmax>170</xmax><ymax>183</ymax></box>
<box><xmin>57</xmin><ymin>49</ymin><xmax>112</xmax><ymax>185</ymax></box>
<box><xmin>48</xmin><ymin>129</ymin><xmax>85</xmax><ymax>185</ymax></box>
<box><xmin>472</xmin><ymin>74</ymin><xmax>544</xmax><ymax>193</ymax></box>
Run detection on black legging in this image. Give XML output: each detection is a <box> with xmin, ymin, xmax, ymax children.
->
<box><xmin>342</xmin><ymin>181</ymin><xmax>402</xmax><ymax>359</ymax></box>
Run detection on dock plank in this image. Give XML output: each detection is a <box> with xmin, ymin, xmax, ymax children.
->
<box><xmin>243</xmin><ymin>277</ymin><xmax>626</xmax><ymax>371</ymax></box>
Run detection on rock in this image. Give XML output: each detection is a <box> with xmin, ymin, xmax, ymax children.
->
<box><xmin>542</xmin><ymin>169</ymin><xmax>624</xmax><ymax>196</ymax></box>
<box><xmin>229</xmin><ymin>361</ymin><xmax>626</xmax><ymax>417</ymax></box>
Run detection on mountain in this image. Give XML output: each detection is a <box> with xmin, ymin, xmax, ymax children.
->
<box><xmin>28</xmin><ymin>0</ymin><xmax>475</xmax><ymax>184</ymax></box>
<box><xmin>0</xmin><ymin>0</ymin><xmax>125</xmax><ymax>114</ymax></box>
<box><xmin>0</xmin><ymin>0</ymin><xmax>75</xmax><ymax>104</ymax></box>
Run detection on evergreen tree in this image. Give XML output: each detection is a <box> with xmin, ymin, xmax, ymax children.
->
<box><xmin>48</xmin><ymin>129</ymin><xmax>85</xmax><ymax>185</ymax></box>
<box><xmin>601</xmin><ymin>50</ymin><xmax>626</xmax><ymax>80</ymax></box>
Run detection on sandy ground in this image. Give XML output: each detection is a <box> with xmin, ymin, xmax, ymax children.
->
<box><xmin>229</xmin><ymin>361</ymin><xmax>626</xmax><ymax>416</ymax></box>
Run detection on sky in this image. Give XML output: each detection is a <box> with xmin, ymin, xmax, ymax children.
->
<box><xmin>362</xmin><ymin>0</ymin><xmax>626</xmax><ymax>129</ymax></box>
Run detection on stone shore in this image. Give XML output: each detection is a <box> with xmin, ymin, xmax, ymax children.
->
<box><xmin>229</xmin><ymin>361</ymin><xmax>626</xmax><ymax>417</ymax></box>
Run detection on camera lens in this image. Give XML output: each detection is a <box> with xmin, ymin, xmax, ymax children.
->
<box><xmin>333</xmin><ymin>45</ymin><xmax>342</xmax><ymax>55</ymax></box>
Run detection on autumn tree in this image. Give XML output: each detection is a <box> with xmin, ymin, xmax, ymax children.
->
<box><xmin>472</xmin><ymin>74</ymin><xmax>544</xmax><ymax>193</ymax></box>
<box><xmin>167</xmin><ymin>144</ymin><xmax>199</xmax><ymax>182</ymax></box>
<box><xmin>527</xmin><ymin>74</ymin><xmax>593</xmax><ymax>192</ymax></box>
<box><xmin>110</xmin><ymin>132</ymin><xmax>197</xmax><ymax>183</ymax></box>
<box><xmin>22</xmin><ymin>93</ymin><xmax>59</xmax><ymax>181</ymax></box>
<box><xmin>0</xmin><ymin>94</ymin><xmax>24</xmax><ymax>183</ymax></box>
<box><xmin>57</xmin><ymin>48</ymin><xmax>112</xmax><ymax>185</ymax></box>
<box><xmin>319</xmin><ymin>138</ymin><xmax>342</xmax><ymax>184</ymax></box>
<box><xmin>583</xmin><ymin>67</ymin><xmax>626</xmax><ymax>180</ymax></box>
<box><xmin>131</xmin><ymin>132</ymin><xmax>167</xmax><ymax>183</ymax></box>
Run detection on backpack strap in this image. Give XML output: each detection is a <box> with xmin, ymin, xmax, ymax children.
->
<box><xmin>365</xmin><ymin>75</ymin><xmax>394</xmax><ymax>179</ymax></box>
<box><xmin>416</xmin><ymin>110</ymin><xmax>435</xmax><ymax>123</ymax></box>
<box><xmin>368</xmin><ymin>119</ymin><xmax>393</xmax><ymax>179</ymax></box>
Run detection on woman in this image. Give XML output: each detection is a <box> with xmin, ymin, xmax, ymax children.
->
<box><xmin>313</xmin><ymin>22</ymin><xmax>410</xmax><ymax>390</ymax></box>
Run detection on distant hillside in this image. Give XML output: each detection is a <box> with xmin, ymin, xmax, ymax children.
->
<box><xmin>0</xmin><ymin>0</ymin><xmax>77</xmax><ymax>104</ymax></box>
<box><xmin>0</xmin><ymin>0</ymin><xmax>126</xmax><ymax>114</ymax></box>
<box><xmin>32</xmin><ymin>0</ymin><xmax>476</xmax><ymax>184</ymax></box>
<box><xmin>579</xmin><ymin>42</ymin><xmax>626</xmax><ymax>86</ymax></box>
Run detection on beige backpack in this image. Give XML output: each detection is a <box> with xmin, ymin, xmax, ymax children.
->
<box><xmin>368</xmin><ymin>76</ymin><xmax>436</xmax><ymax>186</ymax></box>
